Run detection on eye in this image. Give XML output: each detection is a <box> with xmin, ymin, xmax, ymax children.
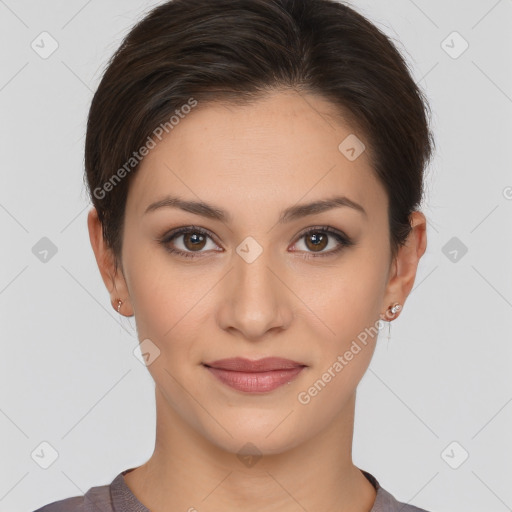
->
<box><xmin>290</xmin><ymin>225</ymin><xmax>354</xmax><ymax>259</ymax></box>
<box><xmin>158</xmin><ymin>226</ymin><xmax>221</xmax><ymax>259</ymax></box>
<box><xmin>158</xmin><ymin>225</ymin><xmax>354</xmax><ymax>260</ymax></box>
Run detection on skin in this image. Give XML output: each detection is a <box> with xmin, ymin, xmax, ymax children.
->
<box><xmin>88</xmin><ymin>89</ymin><xmax>427</xmax><ymax>512</ymax></box>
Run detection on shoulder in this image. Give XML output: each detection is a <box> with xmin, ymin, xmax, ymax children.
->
<box><xmin>362</xmin><ymin>470</ymin><xmax>432</xmax><ymax>512</ymax></box>
<box><xmin>32</xmin><ymin>496</ymin><xmax>84</xmax><ymax>512</ymax></box>
<box><xmin>32</xmin><ymin>482</ymin><xmax>113</xmax><ymax>512</ymax></box>
<box><xmin>374</xmin><ymin>487</ymin><xmax>431</xmax><ymax>512</ymax></box>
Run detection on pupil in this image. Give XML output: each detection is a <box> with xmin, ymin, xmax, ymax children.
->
<box><xmin>185</xmin><ymin>232</ymin><xmax>205</xmax><ymax>250</ymax></box>
<box><xmin>307</xmin><ymin>232</ymin><xmax>327</xmax><ymax>251</ymax></box>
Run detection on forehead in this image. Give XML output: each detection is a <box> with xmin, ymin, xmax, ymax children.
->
<box><xmin>126</xmin><ymin>90</ymin><xmax>386</xmax><ymax>219</ymax></box>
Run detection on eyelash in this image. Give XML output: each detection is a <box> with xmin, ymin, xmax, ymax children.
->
<box><xmin>158</xmin><ymin>225</ymin><xmax>354</xmax><ymax>260</ymax></box>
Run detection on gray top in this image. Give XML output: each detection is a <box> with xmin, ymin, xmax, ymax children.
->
<box><xmin>33</xmin><ymin>467</ymin><xmax>431</xmax><ymax>512</ymax></box>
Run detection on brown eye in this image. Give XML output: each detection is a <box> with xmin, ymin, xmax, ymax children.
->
<box><xmin>182</xmin><ymin>232</ymin><xmax>207</xmax><ymax>251</ymax></box>
<box><xmin>159</xmin><ymin>226</ymin><xmax>221</xmax><ymax>259</ymax></box>
<box><xmin>291</xmin><ymin>226</ymin><xmax>354</xmax><ymax>258</ymax></box>
<box><xmin>304</xmin><ymin>232</ymin><xmax>328</xmax><ymax>252</ymax></box>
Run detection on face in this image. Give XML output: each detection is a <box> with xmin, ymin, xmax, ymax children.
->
<box><xmin>90</xmin><ymin>89</ymin><xmax>424</xmax><ymax>456</ymax></box>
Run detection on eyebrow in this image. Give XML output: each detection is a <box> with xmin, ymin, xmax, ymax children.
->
<box><xmin>144</xmin><ymin>194</ymin><xmax>367</xmax><ymax>223</ymax></box>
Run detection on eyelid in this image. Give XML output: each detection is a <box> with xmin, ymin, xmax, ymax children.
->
<box><xmin>159</xmin><ymin>225</ymin><xmax>222</xmax><ymax>253</ymax></box>
<box><xmin>289</xmin><ymin>225</ymin><xmax>354</xmax><ymax>258</ymax></box>
<box><xmin>158</xmin><ymin>224</ymin><xmax>353</xmax><ymax>258</ymax></box>
<box><xmin>293</xmin><ymin>225</ymin><xmax>349</xmax><ymax>242</ymax></box>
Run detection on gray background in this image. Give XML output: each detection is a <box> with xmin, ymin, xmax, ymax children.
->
<box><xmin>1</xmin><ymin>1</ymin><xmax>511</xmax><ymax>511</ymax></box>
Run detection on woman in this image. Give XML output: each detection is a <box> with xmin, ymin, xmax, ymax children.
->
<box><xmin>35</xmin><ymin>0</ymin><xmax>435</xmax><ymax>510</ymax></box>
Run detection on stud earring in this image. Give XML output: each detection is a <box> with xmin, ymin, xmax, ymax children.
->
<box><xmin>116</xmin><ymin>299</ymin><xmax>123</xmax><ymax>314</ymax></box>
<box><xmin>388</xmin><ymin>302</ymin><xmax>402</xmax><ymax>317</ymax></box>
<box><xmin>384</xmin><ymin>302</ymin><xmax>402</xmax><ymax>343</ymax></box>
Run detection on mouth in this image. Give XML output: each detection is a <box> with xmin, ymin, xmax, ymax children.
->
<box><xmin>202</xmin><ymin>357</ymin><xmax>307</xmax><ymax>393</ymax></box>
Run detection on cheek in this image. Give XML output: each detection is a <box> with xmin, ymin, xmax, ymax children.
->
<box><xmin>300</xmin><ymin>255</ymin><xmax>389</xmax><ymax>396</ymax></box>
<box><xmin>122</xmin><ymin>240</ymin><xmax>182</xmax><ymax>340</ymax></box>
<box><xmin>124</xmin><ymin>241</ymin><xmax>216</xmax><ymax>358</ymax></box>
<box><xmin>295</xmin><ymin>262</ymin><xmax>387</xmax><ymax>417</ymax></box>
<box><xmin>308</xmin><ymin>250</ymin><xmax>388</xmax><ymax>339</ymax></box>
<box><xmin>328</xmin><ymin>269</ymin><xmax>385</xmax><ymax>333</ymax></box>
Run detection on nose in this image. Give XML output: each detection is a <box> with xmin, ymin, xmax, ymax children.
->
<box><xmin>216</xmin><ymin>246</ymin><xmax>293</xmax><ymax>341</ymax></box>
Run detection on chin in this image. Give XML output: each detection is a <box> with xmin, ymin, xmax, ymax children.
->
<box><xmin>196</xmin><ymin>411</ymin><xmax>312</xmax><ymax>458</ymax></box>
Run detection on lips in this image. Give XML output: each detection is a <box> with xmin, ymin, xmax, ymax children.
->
<box><xmin>202</xmin><ymin>357</ymin><xmax>307</xmax><ymax>393</ymax></box>
<box><xmin>204</xmin><ymin>357</ymin><xmax>305</xmax><ymax>372</ymax></box>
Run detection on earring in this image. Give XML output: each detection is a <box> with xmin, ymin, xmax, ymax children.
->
<box><xmin>385</xmin><ymin>302</ymin><xmax>402</xmax><ymax>342</ymax></box>
<box><xmin>113</xmin><ymin>298</ymin><xmax>137</xmax><ymax>336</ymax></box>
<box><xmin>388</xmin><ymin>302</ymin><xmax>402</xmax><ymax>317</ymax></box>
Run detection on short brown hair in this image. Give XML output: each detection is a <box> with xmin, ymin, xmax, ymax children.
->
<box><xmin>84</xmin><ymin>0</ymin><xmax>435</xmax><ymax>272</ymax></box>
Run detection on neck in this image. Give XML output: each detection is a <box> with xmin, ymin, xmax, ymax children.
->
<box><xmin>123</xmin><ymin>387</ymin><xmax>376</xmax><ymax>512</ymax></box>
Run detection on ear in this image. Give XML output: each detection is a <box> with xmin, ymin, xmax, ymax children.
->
<box><xmin>87</xmin><ymin>207</ymin><xmax>134</xmax><ymax>317</ymax></box>
<box><xmin>380</xmin><ymin>211</ymin><xmax>427</xmax><ymax>320</ymax></box>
